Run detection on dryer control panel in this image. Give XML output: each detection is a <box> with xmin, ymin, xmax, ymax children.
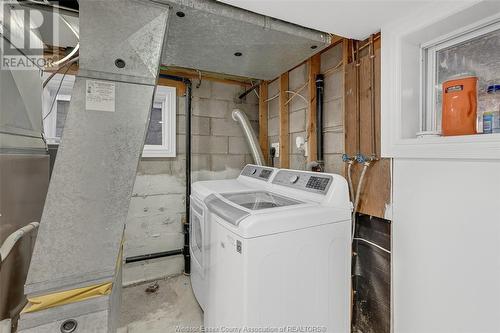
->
<box><xmin>240</xmin><ymin>165</ymin><xmax>276</xmax><ymax>181</ymax></box>
<box><xmin>272</xmin><ymin>170</ymin><xmax>333</xmax><ymax>194</ymax></box>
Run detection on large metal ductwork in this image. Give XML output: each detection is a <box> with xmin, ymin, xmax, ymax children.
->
<box><xmin>18</xmin><ymin>1</ymin><xmax>170</xmax><ymax>332</ymax></box>
<box><xmin>232</xmin><ymin>109</ymin><xmax>265</xmax><ymax>166</ymax></box>
<box><xmin>159</xmin><ymin>0</ymin><xmax>331</xmax><ymax>80</ymax></box>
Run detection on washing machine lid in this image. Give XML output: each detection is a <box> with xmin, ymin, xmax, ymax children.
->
<box><xmin>191</xmin><ymin>165</ymin><xmax>277</xmax><ymax>200</ymax></box>
<box><xmin>221</xmin><ymin>191</ymin><xmax>303</xmax><ymax>210</ymax></box>
<box><xmin>192</xmin><ymin>179</ymin><xmax>245</xmax><ymax>200</ymax></box>
<box><xmin>205</xmin><ymin>191</ymin><xmax>304</xmax><ymax>226</ymax></box>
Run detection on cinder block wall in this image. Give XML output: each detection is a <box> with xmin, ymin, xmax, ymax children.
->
<box><xmin>123</xmin><ymin>81</ymin><xmax>258</xmax><ymax>285</ymax></box>
<box><xmin>268</xmin><ymin>43</ymin><xmax>345</xmax><ymax>174</ymax></box>
<box><xmin>320</xmin><ymin>45</ymin><xmax>345</xmax><ymax>174</ymax></box>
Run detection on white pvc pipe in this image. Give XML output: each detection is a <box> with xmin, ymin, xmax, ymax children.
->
<box><xmin>0</xmin><ymin>222</ymin><xmax>39</xmax><ymax>263</ymax></box>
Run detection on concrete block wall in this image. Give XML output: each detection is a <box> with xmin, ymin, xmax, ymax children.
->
<box><xmin>267</xmin><ymin>43</ymin><xmax>345</xmax><ymax>175</ymax></box>
<box><xmin>123</xmin><ymin>80</ymin><xmax>259</xmax><ymax>285</ymax></box>
<box><xmin>321</xmin><ymin>44</ymin><xmax>345</xmax><ymax>175</ymax></box>
<box><xmin>288</xmin><ymin>63</ymin><xmax>309</xmax><ymax>171</ymax></box>
<box><xmin>190</xmin><ymin>81</ymin><xmax>259</xmax><ymax>181</ymax></box>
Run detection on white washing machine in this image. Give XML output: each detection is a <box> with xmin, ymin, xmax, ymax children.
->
<box><xmin>190</xmin><ymin>164</ymin><xmax>277</xmax><ymax>310</ymax></box>
<box><xmin>204</xmin><ymin>168</ymin><xmax>352</xmax><ymax>332</ymax></box>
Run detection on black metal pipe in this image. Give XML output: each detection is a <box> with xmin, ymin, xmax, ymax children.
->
<box><xmin>184</xmin><ymin>81</ymin><xmax>192</xmax><ymax>275</ymax></box>
<box><xmin>158</xmin><ymin>74</ymin><xmax>192</xmax><ymax>275</ymax></box>
<box><xmin>238</xmin><ymin>81</ymin><xmax>261</xmax><ymax>100</ymax></box>
<box><xmin>125</xmin><ymin>249</ymin><xmax>183</xmax><ymax>264</ymax></box>
<box><xmin>316</xmin><ymin>74</ymin><xmax>325</xmax><ymax>169</ymax></box>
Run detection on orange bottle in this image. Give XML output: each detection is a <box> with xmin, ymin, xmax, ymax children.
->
<box><xmin>442</xmin><ymin>76</ymin><xmax>478</xmax><ymax>136</ymax></box>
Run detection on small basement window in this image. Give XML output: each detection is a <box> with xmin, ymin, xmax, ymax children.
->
<box><xmin>421</xmin><ymin>20</ymin><xmax>500</xmax><ymax>133</ymax></box>
<box><xmin>142</xmin><ymin>85</ymin><xmax>177</xmax><ymax>158</ymax></box>
<box><xmin>42</xmin><ymin>78</ymin><xmax>176</xmax><ymax>157</ymax></box>
<box><xmin>42</xmin><ymin>74</ymin><xmax>75</xmax><ymax>144</ymax></box>
<box><xmin>382</xmin><ymin>2</ymin><xmax>500</xmax><ymax>159</ymax></box>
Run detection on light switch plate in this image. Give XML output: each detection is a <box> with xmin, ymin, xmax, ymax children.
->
<box><xmin>271</xmin><ymin>142</ymin><xmax>280</xmax><ymax>157</ymax></box>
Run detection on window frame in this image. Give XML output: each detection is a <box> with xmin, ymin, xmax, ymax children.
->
<box><xmin>420</xmin><ymin>19</ymin><xmax>500</xmax><ymax>133</ymax></box>
<box><xmin>42</xmin><ymin>74</ymin><xmax>75</xmax><ymax>144</ymax></box>
<box><xmin>381</xmin><ymin>2</ymin><xmax>500</xmax><ymax>160</ymax></box>
<box><xmin>142</xmin><ymin>85</ymin><xmax>177</xmax><ymax>158</ymax></box>
<box><xmin>42</xmin><ymin>77</ymin><xmax>177</xmax><ymax>157</ymax></box>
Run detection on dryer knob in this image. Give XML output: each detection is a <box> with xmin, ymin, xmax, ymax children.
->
<box><xmin>289</xmin><ymin>175</ymin><xmax>300</xmax><ymax>184</ymax></box>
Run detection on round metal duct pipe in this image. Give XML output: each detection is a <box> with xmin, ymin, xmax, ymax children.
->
<box><xmin>231</xmin><ymin>109</ymin><xmax>265</xmax><ymax>166</ymax></box>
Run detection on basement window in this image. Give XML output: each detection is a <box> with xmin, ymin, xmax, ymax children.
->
<box><xmin>142</xmin><ymin>85</ymin><xmax>177</xmax><ymax>158</ymax></box>
<box><xmin>43</xmin><ymin>78</ymin><xmax>176</xmax><ymax>157</ymax></box>
<box><xmin>421</xmin><ymin>20</ymin><xmax>500</xmax><ymax>133</ymax></box>
<box><xmin>42</xmin><ymin>74</ymin><xmax>75</xmax><ymax>144</ymax></box>
<box><xmin>382</xmin><ymin>2</ymin><xmax>500</xmax><ymax>159</ymax></box>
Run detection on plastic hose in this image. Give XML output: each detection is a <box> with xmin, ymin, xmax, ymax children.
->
<box><xmin>0</xmin><ymin>222</ymin><xmax>39</xmax><ymax>264</ymax></box>
<box><xmin>351</xmin><ymin>162</ymin><xmax>370</xmax><ymax>241</ymax></box>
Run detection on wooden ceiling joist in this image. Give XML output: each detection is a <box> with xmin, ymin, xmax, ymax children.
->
<box><xmin>160</xmin><ymin>66</ymin><xmax>253</xmax><ymax>87</ymax></box>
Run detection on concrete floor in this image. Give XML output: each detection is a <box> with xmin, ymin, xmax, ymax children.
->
<box><xmin>118</xmin><ymin>275</ymin><xmax>203</xmax><ymax>333</ymax></box>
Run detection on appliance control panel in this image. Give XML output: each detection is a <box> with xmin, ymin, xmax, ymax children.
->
<box><xmin>272</xmin><ymin>170</ymin><xmax>333</xmax><ymax>194</ymax></box>
<box><xmin>240</xmin><ymin>165</ymin><xmax>276</xmax><ymax>181</ymax></box>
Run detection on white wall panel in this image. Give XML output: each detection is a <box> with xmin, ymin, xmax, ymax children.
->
<box><xmin>393</xmin><ymin>158</ymin><xmax>500</xmax><ymax>333</ymax></box>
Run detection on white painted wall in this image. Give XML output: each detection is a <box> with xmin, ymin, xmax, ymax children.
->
<box><xmin>381</xmin><ymin>1</ymin><xmax>500</xmax><ymax>332</ymax></box>
<box><xmin>219</xmin><ymin>0</ymin><xmax>433</xmax><ymax>40</ymax></box>
<box><xmin>393</xmin><ymin>158</ymin><xmax>500</xmax><ymax>332</ymax></box>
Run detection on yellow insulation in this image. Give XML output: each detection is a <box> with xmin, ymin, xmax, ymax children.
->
<box><xmin>22</xmin><ymin>282</ymin><xmax>112</xmax><ymax>313</ymax></box>
<box><xmin>22</xmin><ymin>230</ymin><xmax>125</xmax><ymax>314</ymax></box>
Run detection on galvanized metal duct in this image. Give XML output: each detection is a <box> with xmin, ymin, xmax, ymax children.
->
<box><xmin>160</xmin><ymin>0</ymin><xmax>331</xmax><ymax>80</ymax></box>
<box><xmin>20</xmin><ymin>1</ymin><xmax>170</xmax><ymax>331</ymax></box>
<box><xmin>232</xmin><ymin>109</ymin><xmax>265</xmax><ymax>166</ymax></box>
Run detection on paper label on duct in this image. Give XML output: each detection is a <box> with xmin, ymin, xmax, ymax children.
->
<box><xmin>85</xmin><ymin>80</ymin><xmax>115</xmax><ymax>112</ymax></box>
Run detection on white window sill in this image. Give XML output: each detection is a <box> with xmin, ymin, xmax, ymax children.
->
<box><xmin>142</xmin><ymin>150</ymin><xmax>176</xmax><ymax>158</ymax></box>
<box><xmin>381</xmin><ymin>1</ymin><xmax>500</xmax><ymax>160</ymax></box>
<box><xmin>384</xmin><ymin>133</ymin><xmax>500</xmax><ymax>159</ymax></box>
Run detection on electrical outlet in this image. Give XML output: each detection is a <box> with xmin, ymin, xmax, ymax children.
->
<box><xmin>271</xmin><ymin>143</ymin><xmax>280</xmax><ymax>157</ymax></box>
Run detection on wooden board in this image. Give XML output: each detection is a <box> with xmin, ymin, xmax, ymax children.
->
<box><xmin>345</xmin><ymin>47</ymin><xmax>391</xmax><ymax>219</ymax></box>
<box><xmin>259</xmin><ymin>81</ymin><xmax>269</xmax><ymax>164</ymax></box>
<box><xmin>342</xmin><ymin>39</ymin><xmax>351</xmax><ymax>67</ymax></box>
<box><xmin>350</xmin><ymin>158</ymin><xmax>391</xmax><ymax>219</ymax></box>
<box><xmin>279</xmin><ymin>73</ymin><xmax>290</xmax><ymax>168</ymax></box>
<box><xmin>158</xmin><ymin>77</ymin><xmax>186</xmax><ymax>96</ymax></box>
<box><xmin>307</xmin><ymin>54</ymin><xmax>321</xmax><ymax>162</ymax></box>
<box><xmin>159</xmin><ymin>68</ymin><xmax>251</xmax><ymax>87</ymax></box>
<box><xmin>344</xmin><ymin>61</ymin><xmax>357</xmax><ymax>157</ymax></box>
<box><xmin>359</xmin><ymin>52</ymin><xmax>373</xmax><ymax>156</ymax></box>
